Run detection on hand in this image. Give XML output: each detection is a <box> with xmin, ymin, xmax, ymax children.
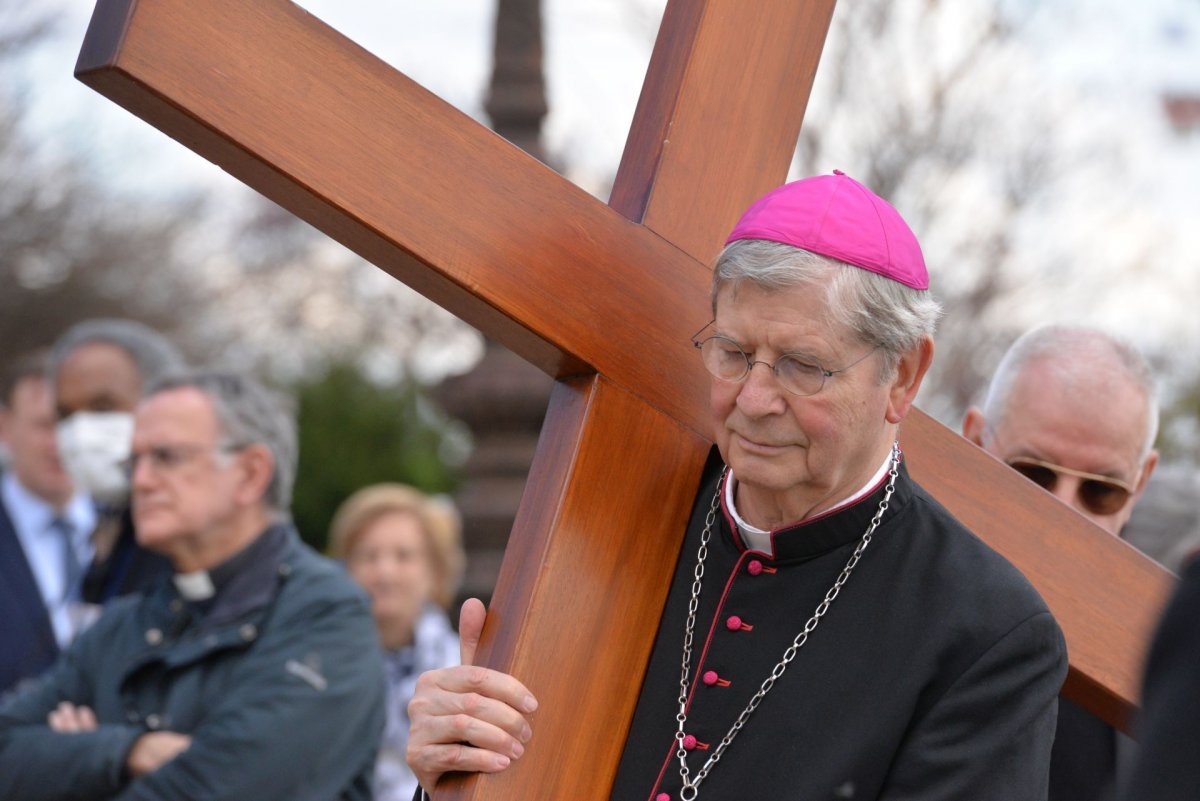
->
<box><xmin>47</xmin><ymin>702</ymin><xmax>98</xmax><ymax>732</ymax></box>
<box><xmin>126</xmin><ymin>731</ymin><xmax>193</xmax><ymax>776</ymax></box>
<box><xmin>406</xmin><ymin>598</ymin><xmax>538</xmax><ymax>792</ymax></box>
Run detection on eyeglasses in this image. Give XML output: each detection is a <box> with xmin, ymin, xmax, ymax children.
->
<box><xmin>691</xmin><ymin>322</ymin><xmax>876</xmax><ymax>397</ymax></box>
<box><xmin>1005</xmin><ymin>457</ymin><xmax>1134</xmax><ymax>516</ymax></box>
<box><xmin>121</xmin><ymin>443</ymin><xmax>246</xmax><ymax>478</ymax></box>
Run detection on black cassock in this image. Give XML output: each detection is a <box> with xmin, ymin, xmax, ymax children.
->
<box><xmin>611</xmin><ymin>449</ymin><xmax>1067</xmax><ymax>801</ymax></box>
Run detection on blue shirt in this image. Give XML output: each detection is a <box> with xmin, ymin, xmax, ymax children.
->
<box><xmin>1</xmin><ymin>473</ymin><xmax>96</xmax><ymax>647</ymax></box>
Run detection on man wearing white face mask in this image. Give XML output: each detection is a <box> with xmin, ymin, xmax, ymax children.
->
<box><xmin>50</xmin><ymin>319</ymin><xmax>185</xmax><ymax>603</ymax></box>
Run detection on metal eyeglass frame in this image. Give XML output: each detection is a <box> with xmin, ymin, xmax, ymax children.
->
<box><xmin>690</xmin><ymin>321</ymin><xmax>877</xmax><ymax>397</ymax></box>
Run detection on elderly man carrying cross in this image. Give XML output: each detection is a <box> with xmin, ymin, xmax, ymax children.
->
<box><xmin>407</xmin><ymin>172</ymin><xmax>1068</xmax><ymax>801</ymax></box>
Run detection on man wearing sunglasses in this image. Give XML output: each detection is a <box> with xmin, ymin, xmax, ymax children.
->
<box><xmin>407</xmin><ymin>173</ymin><xmax>1067</xmax><ymax>801</ymax></box>
<box><xmin>963</xmin><ymin>324</ymin><xmax>1159</xmax><ymax>801</ymax></box>
<box><xmin>963</xmin><ymin>324</ymin><xmax>1158</xmax><ymax>538</ymax></box>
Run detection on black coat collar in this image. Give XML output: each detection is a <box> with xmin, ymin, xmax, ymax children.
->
<box><xmin>719</xmin><ymin>458</ymin><xmax>913</xmax><ymax>564</ymax></box>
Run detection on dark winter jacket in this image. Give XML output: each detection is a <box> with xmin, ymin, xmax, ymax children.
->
<box><xmin>0</xmin><ymin>525</ymin><xmax>385</xmax><ymax>801</ymax></box>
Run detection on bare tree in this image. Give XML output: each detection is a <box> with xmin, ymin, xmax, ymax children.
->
<box><xmin>0</xmin><ymin>0</ymin><xmax>478</xmax><ymax>385</ymax></box>
<box><xmin>793</xmin><ymin>0</ymin><xmax>1175</xmax><ymax>424</ymax></box>
<box><xmin>191</xmin><ymin>199</ymin><xmax>482</xmax><ymax>383</ymax></box>
<box><xmin>0</xmin><ymin>3</ymin><xmax>210</xmax><ymax>366</ymax></box>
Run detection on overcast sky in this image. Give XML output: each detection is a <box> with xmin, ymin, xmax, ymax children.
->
<box><xmin>16</xmin><ymin>0</ymin><xmax>666</xmax><ymax>200</ymax></box>
<box><xmin>10</xmin><ymin>0</ymin><xmax>1200</xmax><ymax>389</ymax></box>
<box><xmin>18</xmin><ymin>1</ymin><xmax>1199</xmax><ymax>205</ymax></box>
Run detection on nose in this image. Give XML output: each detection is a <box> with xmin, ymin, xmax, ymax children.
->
<box><xmin>735</xmin><ymin>362</ymin><xmax>787</xmax><ymax>417</ymax></box>
<box><xmin>129</xmin><ymin>454</ymin><xmax>158</xmax><ymax>491</ymax></box>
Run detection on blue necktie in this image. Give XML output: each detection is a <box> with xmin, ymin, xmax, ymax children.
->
<box><xmin>50</xmin><ymin>518</ymin><xmax>82</xmax><ymax>606</ymax></box>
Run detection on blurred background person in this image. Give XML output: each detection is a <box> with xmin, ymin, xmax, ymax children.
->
<box><xmin>50</xmin><ymin>318</ymin><xmax>185</xmax><ymax>602</ymax></box>
<box><xmin>963</xmin><ymin>323</ymin><xmax>1159</xmax><ymax>801</ymax></box>
<box><xmin>330</xmin><ymin>483</ymin><xmax>464</xmax><ymax>801</ymax></box>
<box><xmin>963</xmin><ymin>324</ymin><xmax>1158</xmax><ymax>539</ymax></box>
<box><xmin>0</xmin><ymin>351</ymin><xmax>96</xmax><ymax>697</ymax></box>
<box><xmin>0</xmin><ymin>370</ymin><xmax>384</xmax><ymax>800</ymax></box>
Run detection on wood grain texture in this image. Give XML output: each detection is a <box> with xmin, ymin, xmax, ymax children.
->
<box><xmin>437</xmin><ymin>377</ymin><xmax>711</xmax><ymax>800</ymax></box>
<box><xmin>76</xmin><ymin>0</ymin><xmax>712</xmax><ymax>432</ymax></box>
<box><xmin>611</xmin><ymin>0</ymin><xmax>837</xmax><ymax>262</ymax></box>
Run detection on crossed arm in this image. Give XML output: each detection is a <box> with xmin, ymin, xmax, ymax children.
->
<box><xmin>0</xmin><ymin>594</ymin><xmax>384</xmax><ymax>801</ymax></box>
<box><xmin>47</xmin><ymin>702</ymin><xmax>192</xmax><ymax>777</ymax></box>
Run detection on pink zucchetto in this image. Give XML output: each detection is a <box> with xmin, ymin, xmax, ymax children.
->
<box><xmin>724</xmin><ymin>170</ymin><xmax>929</xmax><ymax>290</ymax></box>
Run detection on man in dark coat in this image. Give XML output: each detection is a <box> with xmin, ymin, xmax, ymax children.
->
<box><xmin>963</xmin><ymin>324</ymin><xmax>1161</xmax><ymax>801</ymax></box>
<box><xmin>405</xmin><ymin>173</ymin><xmax>1068</xmax><ymax>800</ymax></box>
<box><xmin>0</xmin><ymin>371</ymin><xmax>384</xmax><ymax>800</ymax></box>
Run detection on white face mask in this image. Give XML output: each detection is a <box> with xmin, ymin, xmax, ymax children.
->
<box><xmin>56</xmin><ymin>412</ymin><xmax>135</xmax><ymax>505</ymax></box>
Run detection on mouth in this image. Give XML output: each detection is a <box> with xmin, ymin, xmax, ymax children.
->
<box><xmin>734</xmin><ymin>433</ymin><xmax>791</xmax><ymax>453</ymax></box>
<box><xmin>133</xmin><ymin>499</ymin><xmax>169</xmax><ymax>515</ymax></box>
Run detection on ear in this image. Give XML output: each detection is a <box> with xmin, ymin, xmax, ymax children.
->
<box><xmin>885</xmin><ymin>335</ymin><xmax>934</xmax><ymax>424</ymax></box>
<box><xmin>962</xmin><ymin>406</ymin><xmax>988</xmax><ymax>447</ymax></box>
<box><xmin>1131</xmin><ymin>449</ymin><xmax>1159</xmax><ymax>501</ymax></box>
<box><xmin>232</xmin><ymin>443</ymin><xmax>276</xmax><ymax>508</ymax></box>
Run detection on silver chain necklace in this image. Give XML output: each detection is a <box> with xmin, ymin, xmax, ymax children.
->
<box><xmin>672</xmin><ymin>442</ymin><xmax>901</xmax><ymax>801</ymax></box>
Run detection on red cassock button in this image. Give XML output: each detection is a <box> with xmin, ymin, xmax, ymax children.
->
<box><xmin>726</xmin><ymin>615</ymin><xmax>742</xmax><ymax>631</ymax></box>
<box><xmin>702</xmin><ymin>670</ymin><xmax>719</xmax><ymax>686</ymax></box>
<box><xmin>683</xmin><ymin>734</ymin><xmax>698</xmax><ymax>750</ymax></box>
<box><xmin>748</xmin><ymin>559</ymin><xmax>763</xmax><ymax>575</ymax></box>
<box><xmin>657</xmin><ymin>794</ymin><xmax>671</xmax><ymax>801</ymax></box>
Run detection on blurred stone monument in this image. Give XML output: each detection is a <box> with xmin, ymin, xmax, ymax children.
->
<box><xmin>436</xmin><ymin>0</ymin><xmax>555</xmax><ymax>605</ymax></box>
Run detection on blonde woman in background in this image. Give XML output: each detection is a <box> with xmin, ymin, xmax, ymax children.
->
<box><xmin>330</xmin><ymin>484</ymin><xmax>464</xmax><ymax>801</ymax></box>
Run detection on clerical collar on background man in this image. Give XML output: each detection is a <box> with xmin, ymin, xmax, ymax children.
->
<box><xmin>724</xmin><ymin>450</ymin><xmax>895</xmax><ymax>555</ymax></box>
<box><xmin>172</xmin><ymin>524</ymin><xmax>291</xmax><ymax>629</ymax></box>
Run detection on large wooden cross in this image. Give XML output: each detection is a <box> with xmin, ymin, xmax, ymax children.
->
<box><xmin>77</xmin><ymin>2</ymin><xmax>1174</xmax><ymax>798</ymax></box>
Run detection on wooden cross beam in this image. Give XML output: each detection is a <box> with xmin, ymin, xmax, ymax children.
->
<box><xmin>76</xmin><ymin>1</ymin><xmax>1175</xmax><ymax>798</ymax></box>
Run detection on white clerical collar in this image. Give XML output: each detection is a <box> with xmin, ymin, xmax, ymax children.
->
<box><xmin>174</xmin><ymin>570</ymin><xmax>216</xmax><ymax>601</ymax></box>
<box><xmin>726</xmin><ymin>451</ymin><xmax>894</xmax><ymax>556</ymax></box>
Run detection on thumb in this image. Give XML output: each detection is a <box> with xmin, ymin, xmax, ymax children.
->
<box><xmin>458</xmin><ymin>597</ymin><xmax>487</xmax><ymax>666</ymax></box>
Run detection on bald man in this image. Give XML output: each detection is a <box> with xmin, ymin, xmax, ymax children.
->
<box><xmin>964</xmin><ymin>323</ymin><xmax>1159</xmax><ymax>801</ymax></box>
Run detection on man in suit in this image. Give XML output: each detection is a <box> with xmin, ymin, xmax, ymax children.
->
<box><xmin>0</xmin><ymin>352</ymin><xmax>96</xmax><ymax>697</ymax></box>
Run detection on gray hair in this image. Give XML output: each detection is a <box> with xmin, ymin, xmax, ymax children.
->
<box><xmin>712</xmin><ymin>240</ymin><xmax>942</xmax><ymax>379</ymax></box>
<box><xmin>982</xmin><ymin>324</ymin><xmax>1159</xmax><ymax>460</ymax></box>
<box><xmin>148</xmin><ymin>371</ymin><xmax>298</xmax><ymax>516</ymax></box>
<box><xmin>51</xmin><ymin>319</ymin><xmax>186</xmax><ymax>393</ymax></box>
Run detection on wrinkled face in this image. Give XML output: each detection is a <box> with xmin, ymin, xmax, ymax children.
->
<box><xmin>346</xmin><ymin>511</ymin><xmax>436</xmax><ymax>635</ymax></box>
<box><xmin>55</xmin><ymin>343</ymin><xmax>143</xmax><ymax>419</ymax></box>
<box><xmin>0</xmin><ymin>377</ymin><xmax>73</xmax><ymax>507</ymax></box>
<box><xmin>986</xmin><ymin>362</ymin><xmax>1152</xmax><ymax>535</ymax></box>
<box><xmin>130</xmin><ymin>388</ymin><xmax>243</xmax><ymax>560</ymax></box>
<box><xmin>709</xmin><ymin>280</ymin><xmax>899</xmax><ymax>524</ymax></box>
